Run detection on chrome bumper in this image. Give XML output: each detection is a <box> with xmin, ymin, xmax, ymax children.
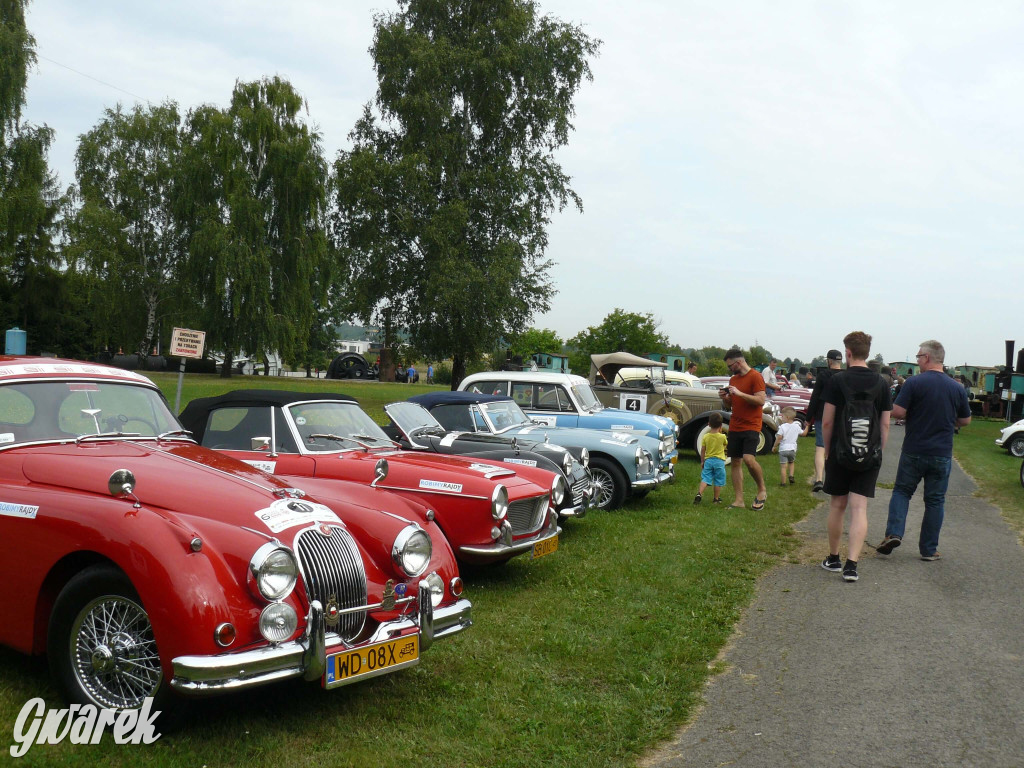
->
<box><xmin>170</xmin><ymin>590</ymin><xmax>472</xmax><ymax>695</ymax></box>
<box><xmin>556</xmin><ymin>500</ymin><xmax>588</xmax><ymax>519</ymax></box>
<box><xmin>458</xmin><ymin>521</ymin><xmax>561</xmax><ymax>560</ymax></box>
<box><xmin>632</xmin><ymin>465</ymin><xmax>675</xmax><ymax>490</ymax></box>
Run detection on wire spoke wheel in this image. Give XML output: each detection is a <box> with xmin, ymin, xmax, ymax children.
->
<box><xmin>70</xmin><ymin>594</ymin><xmax>162</xmax><ymax>709</ymax></box>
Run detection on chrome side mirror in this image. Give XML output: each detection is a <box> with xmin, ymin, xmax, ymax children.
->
<box><xmin>372</xmin><ymin>458</ymin><xmax>389</xmax><ymax>488</ymax></box>
<box><xmin>108</xmin><ymin>468</ymin><xmax>136</xmax><ymax>497</ymax></box>
<box><xmin>251</xmin><ymin>436</ymin><xmax>272</xmax><ymax>451</ymax></box>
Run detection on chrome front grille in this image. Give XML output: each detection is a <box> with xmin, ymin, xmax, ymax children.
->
<box><xmin>295</xmin><ymin>526</ymin><xmax>367</xmax><ymax>643</ymax></box>
<box><xmin>571</xmin><ymin>477</ymin><xmax>589</xmax><ymax>506</ymax></box>
<box><xmin>507</xmin><ymin>495</ymin><xmax>547</xmax><ymax>535</ymax></box>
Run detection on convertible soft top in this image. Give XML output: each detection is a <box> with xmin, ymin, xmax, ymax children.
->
<box><xmin>408</xmin><ymin>391</ymin><xmax>512</xmax><ymax>409</ymax></box>
<box><xmin>180</xmin><ymin>390</ymin><xmax>358</xmax><ymax>438</ymax></box>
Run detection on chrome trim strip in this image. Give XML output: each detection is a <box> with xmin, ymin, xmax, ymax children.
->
<box><xmin>373</xmin><ymin>483</ymin><xmax>488</xmax><ymax>501</ymax></box>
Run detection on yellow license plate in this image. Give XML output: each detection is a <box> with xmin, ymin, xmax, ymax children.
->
<box><xmin>533</xmin><ymin>535</ymin><xmax>558</xmax><ymax>559</ymax></box>
<box><xmin>324</xmin><ymin>634</ymin><xmax>419</xmax><ymax>689</ymax></box>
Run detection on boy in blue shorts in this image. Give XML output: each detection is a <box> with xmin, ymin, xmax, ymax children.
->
<box><xmin>695</xmin><ymin>412</ymin><xmax>728</xmax><ymax>504</ymax></box>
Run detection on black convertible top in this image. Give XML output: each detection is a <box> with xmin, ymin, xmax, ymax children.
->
<box><xmin>179</xmin><ymin>389</ymin><xmax>357</xmax><ymax>438</ymax></box>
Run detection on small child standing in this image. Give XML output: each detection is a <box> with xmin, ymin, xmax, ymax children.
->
<box><xmin>772</xmin><ymin>407</ymin><xmax>804</xmax><ymax>486</ymax></box>
<box><xmin>695</xmin><ymin>412</ymin><xmax>728</xmax><ymax>504</ymax></box>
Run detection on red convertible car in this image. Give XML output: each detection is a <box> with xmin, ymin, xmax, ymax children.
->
<box><xmin>179</xmin><ymin>390</ymin><xmax>562</xmax><ymax>566</ymax></box>
<box><xmin>0</xmin><ymin>357</ymin><xmax>470</xmax><ymax>712</ymax></box>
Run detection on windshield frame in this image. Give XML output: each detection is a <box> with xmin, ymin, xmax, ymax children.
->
<box><xmin>477</xmin><ymin>400</ymin><xmax>534</xmax><ymax>434</ymax></box>
<box><xmin>284</xmin><ymin>400</ymin><xmax>395</xmax><ymax>454</ymax></box>
<box><xmin>0</xmin><ymin>379</ymin><xmax>186</xmax><ymax>451</ymax></box>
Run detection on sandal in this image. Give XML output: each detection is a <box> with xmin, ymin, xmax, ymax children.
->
<box><xmin>752</xmin><ymin>496</ymin><xmax>766</xmax><ymax>511</ymax></box>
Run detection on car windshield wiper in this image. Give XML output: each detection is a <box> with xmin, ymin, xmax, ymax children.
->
<box><xmin>75</xmin><ymin>432</ymin><xmax>142</xmax><ymax>444</ymax></box>
<box><xmin>307</xmin><ymin>433</ymin><xmax>392</xmax><ymax>450</ymax></box>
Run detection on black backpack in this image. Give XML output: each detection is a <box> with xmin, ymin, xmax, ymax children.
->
<box><xmin>833</xmin><ymin>373</ymin><xmax>885</xmax><ymax>471</ymax></box>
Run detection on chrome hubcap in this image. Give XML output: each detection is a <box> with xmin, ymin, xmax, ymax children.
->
<box><xmin>591</xmin><ymin>469</ymin><xmax>614</xmax><ymax>508</ymax></box>
<box><xmin>72</xmin><ymin>595</ymin><xmax>162</xmax><ymax>709</ymax></box>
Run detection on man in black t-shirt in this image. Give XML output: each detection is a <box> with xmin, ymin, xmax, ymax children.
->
<box><xmin>820</xmin><ymin>331</ymin><xmax>892</xmax><ymax>583</ymax></box>
<box><xmin>806</xmin><ymin>349</ymin><xmax>843</xmax><ymax>492</ymax></box>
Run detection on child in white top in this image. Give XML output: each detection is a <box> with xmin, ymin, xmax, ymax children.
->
<box><xmin>772</xmin><ymin>407</ymin><xmax>806</xmax><ymax>486</ymax></box>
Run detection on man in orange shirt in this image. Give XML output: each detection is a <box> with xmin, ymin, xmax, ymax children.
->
<box><xmin>719</xmin><ymin>348</ymin><xmax>768</xmax><ymax>509</ymax></box>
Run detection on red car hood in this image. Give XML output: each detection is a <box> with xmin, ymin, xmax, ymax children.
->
<box><xmin>16</xmin><ymin>440</ymin><xmax>313</xmax><ymax>531</ymax></box>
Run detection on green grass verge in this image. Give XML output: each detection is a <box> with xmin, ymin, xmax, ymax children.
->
<box><xmin>0</xmin><ymin>373</ymin><xmax>824</xmax><ymax>767</ymax></box>
<box><xmin>953</xmin><ymin>417</ymin><xmax>1024</xmax><ymax>538</ymax></box>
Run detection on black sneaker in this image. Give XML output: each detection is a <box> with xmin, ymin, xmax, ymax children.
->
<box><xmin>712</xmin><ymin>498</ymin><xmax>722</xmax><ymax>504</ymax></box>
<box><xmin>843</xmin><ymin>560</ymin><xmax>859</xmax><ymax>582</ymax></box>
<box><xmin>812</xmin><ymin>481</ymin><xmax>823</xmax><ymax>493</ymax></box>
<box><xmin>821</xmin><ymin>554</ymin><xmax>842</xmax><ymax>572</ymax></box>
<box><xmin>789</xmin><ymin>476</ymin><xmax>795</xmax><ymax>484</ymax></box>
<box><xmin>693</xmin><ymin>494</ymin><xmax>702</xmax><ymax>504</ymax></box>
<box><xmin>877</xmin><ymin>535</ymin><xmax>902</xmax><ymax>555</ymax></box>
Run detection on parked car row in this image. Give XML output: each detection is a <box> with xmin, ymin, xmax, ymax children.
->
<box><xmin>0</xmin><ymin>355</ymin><xmax>682</xmax><ymax>718</ymax></box>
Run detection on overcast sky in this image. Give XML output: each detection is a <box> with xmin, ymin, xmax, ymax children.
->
<box><xmin>21</xmin><ymin>0</ymin><xmax>1024</xmax><ymax>367</ymax></box>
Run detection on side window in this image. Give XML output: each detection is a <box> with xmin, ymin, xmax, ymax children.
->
<box><xmin>535</xmin><ymin>383</ymin><xmax>574</xmax><ymax>412</ymax></box>
<box><xmin>510</xmin><ymin>383</ymin><xmax>534</xmax><ymax>407</ymax></box>
<box><xmin>467</xmin><ymin>380</ymin><xmax>507</xmax><ymax>396</ymax></box>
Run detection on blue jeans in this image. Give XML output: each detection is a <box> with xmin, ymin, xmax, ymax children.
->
<box><xmin>885</xmin><ymin>453</ymin><xmax>952</xmax><ymax>556</ymax></box>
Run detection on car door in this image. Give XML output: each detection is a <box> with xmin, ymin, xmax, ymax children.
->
<box><xmin>198</xmin><ymin>405</ymin><xmax>318</xmax><ymax>477</ymax></box>
<box><xmin>522</xmin><ymin>382</ymin><xmax>581</xmax><ymax>428</ymax></box>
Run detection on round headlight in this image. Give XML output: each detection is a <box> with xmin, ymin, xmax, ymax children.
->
<box><xmin>561</xmin><ymin>450</ymin><xmax>573</xmax><ymax>474</ymax></box>
<box><xmin>491</xmin><ymin>484</ymin><xmax>509</xmax><ymax>521</ymax></box>
<box><xmin>259</xmin><ymin>602</ymin><xmax>298</xmax><ymax>643</ymax></box>
<box><xmin>579</xmin><ymin>447</ymin><xmax>589</xmax><ymax>468</ymax></box>
<box><xmin>551</xmin><ymin>475</ymin><xmax>567</xmax><ymax>506</ymax></box>
<box><xmin>393</xmin><ymin>525</ymin><xmax>432</xmax><ymax>577</ymax></box>
<box><xmin>249</xmin><ymin>543</ymin><xmax>298</xmax><ymax>601</ymax></box>
<box><xmin>423</xmin><ymin>572</ymin><xmax>444</xmax><ymax>607</ymax></box>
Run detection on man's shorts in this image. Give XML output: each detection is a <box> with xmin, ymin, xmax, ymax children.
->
<box><xmin>814</xmin><ymin>419</ymin><xmax>824</xmax><ymax>448</ymax></box>
<box><xmin>823</xmin><ymin>453</ymin><xmax>881</xmax><ymax>498</ymax></box>
<box><xmin>778</xmin><ymin>449</ymin><xmax>796</xmax><ymax>464</ymax></box>
<box><xmin>701</xmin><ymin>456</ymin><xmax>726</xmax><ymax>486</ymax></box>
<box><xmin>726</xmin><ymin>430</ymin><xmax>760</xmax><ymax>459</ymax></box>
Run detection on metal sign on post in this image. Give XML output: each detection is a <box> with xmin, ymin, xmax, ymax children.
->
<box><xmin>170</xmin><ymin>328</ymin><xmax>206</xmax><ymax>413</ymax></box>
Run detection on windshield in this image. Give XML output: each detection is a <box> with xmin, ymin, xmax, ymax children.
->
<box><xmin>385</xmin><ymin>401</ymin><xmax>446</xmax><ymax>438</ymax></box>
<box><xmin>0</xmin><ymin>380</ymin><xmax>182</xmax><ymax>446</ymax></box>
<box><xmin>571</xmin><ymin>383</ymin><xmax>604</xmax><ymax>412</ymax></box>
<box><xmin>478</xmin><ymin>400</ymin><xmax>534</xmax><ymax>433</ymax></box>
<box><xmin>286</xmin><ymin>401</ymin><xmax>393</xmax><ymax>451</ymax></box>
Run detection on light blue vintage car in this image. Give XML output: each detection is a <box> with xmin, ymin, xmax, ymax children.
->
<box><xmin>409</xmin><ymin>392</ymin><xmax>674</xmax><ymax>511</ymax></box>
<box><xmin>458</xmin><ymin>370</ymin><xmax>679</xmax><ymax>459</ymax></box>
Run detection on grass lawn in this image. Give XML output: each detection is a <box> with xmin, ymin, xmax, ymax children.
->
<box><xmin>0</xmin><ymin>373</ymin><xmax>860</xmax><ymax>766</ymax></box>
<box><xmin>953</xmin><ymin>417</ymin><xmax>1024</xmax><ymax>539</ymax></box>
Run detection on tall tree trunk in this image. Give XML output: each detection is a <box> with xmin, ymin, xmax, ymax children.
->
<box><xmin>220</xmin><ymin>350</ymin><xmax>234</xmax><ymax>378</ymax></box>
<box><xmin>451</xmin><ymin>353</ymin><xmax>466</xmax><ymax>391</ymax></box>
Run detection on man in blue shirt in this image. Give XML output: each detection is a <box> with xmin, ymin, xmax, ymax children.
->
<box><xmin>877</xmin><ymin>340</ymin><xmax>971</xmax><ymax>561</ymax></box>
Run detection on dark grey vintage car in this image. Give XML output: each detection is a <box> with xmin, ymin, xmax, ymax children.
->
<box><xmin>383</xmin><ymin>398</ymin><xmax>595</xmax><ymax>518</ymax></box>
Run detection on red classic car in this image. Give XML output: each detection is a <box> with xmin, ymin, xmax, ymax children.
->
<box><xmin>179</xmin><ymin>391</ymin><xmax>562</xmax><ymax>565</ymax></box>
<box><xmin>0</xmin><ymin>357</ymin><xmax>470</xmax><ymax>712</ymax></box>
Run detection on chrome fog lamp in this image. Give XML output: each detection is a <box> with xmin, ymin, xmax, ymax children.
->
<box><xmin>491</xmin><ymin>484</ymin><xmax>509</xmax><ymax>521</ymax></box>
<box><xmin>249</xmin><ymin>543</ymin><xmax>298</xmax><ymax>601</ymax></box>
<box><xmin>579</xmin><ymin>447</ymin><xmax>589</xmax><ymax>468</ymax></box>
<box><xmin>551</xmin><ymin>475</ymin><xmax>567</xmax><ymax>507</ymax></box>
<box><xmin>259</xmin><ymin>602</ymin><xmax>298</xmax><ymax>643</ymax></box>
<box><xmin>393</xmin><ymin>525</ymin><xmax>432</xmax><ymax>577</ymax></box>
<box><xmin>423</xmin><ymin>572</ymin><xmax>444</xmax><ymax>607</ymax></box>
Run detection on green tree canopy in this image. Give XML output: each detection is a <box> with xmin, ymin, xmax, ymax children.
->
<box><xmin>0</xmin><ymin>0</ymin><xmax>64</xmax><ymax>354</ymax></box>
<box><xmin>507</xmin><ymin>327</ymin><xmax>563</xmax><ymax>360</ymax></box>
<box><xmin>67</xmin><ymin>102</ymin><xmax>185</xmax><ymax>356</ymax></box>
<box><xmin>567</xmin><ymin>308</ymin><xmax>669</xmax><ymax>374</ymax></box>
<box><xmin>332</xmin><ymin>0</ymin><xmax>599</xmax><ymax>387</ymax></box>
<box><xmin>179</xmin><ymin>77</ymin><xmax>330</xmax><ymax>376</ymax></box>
